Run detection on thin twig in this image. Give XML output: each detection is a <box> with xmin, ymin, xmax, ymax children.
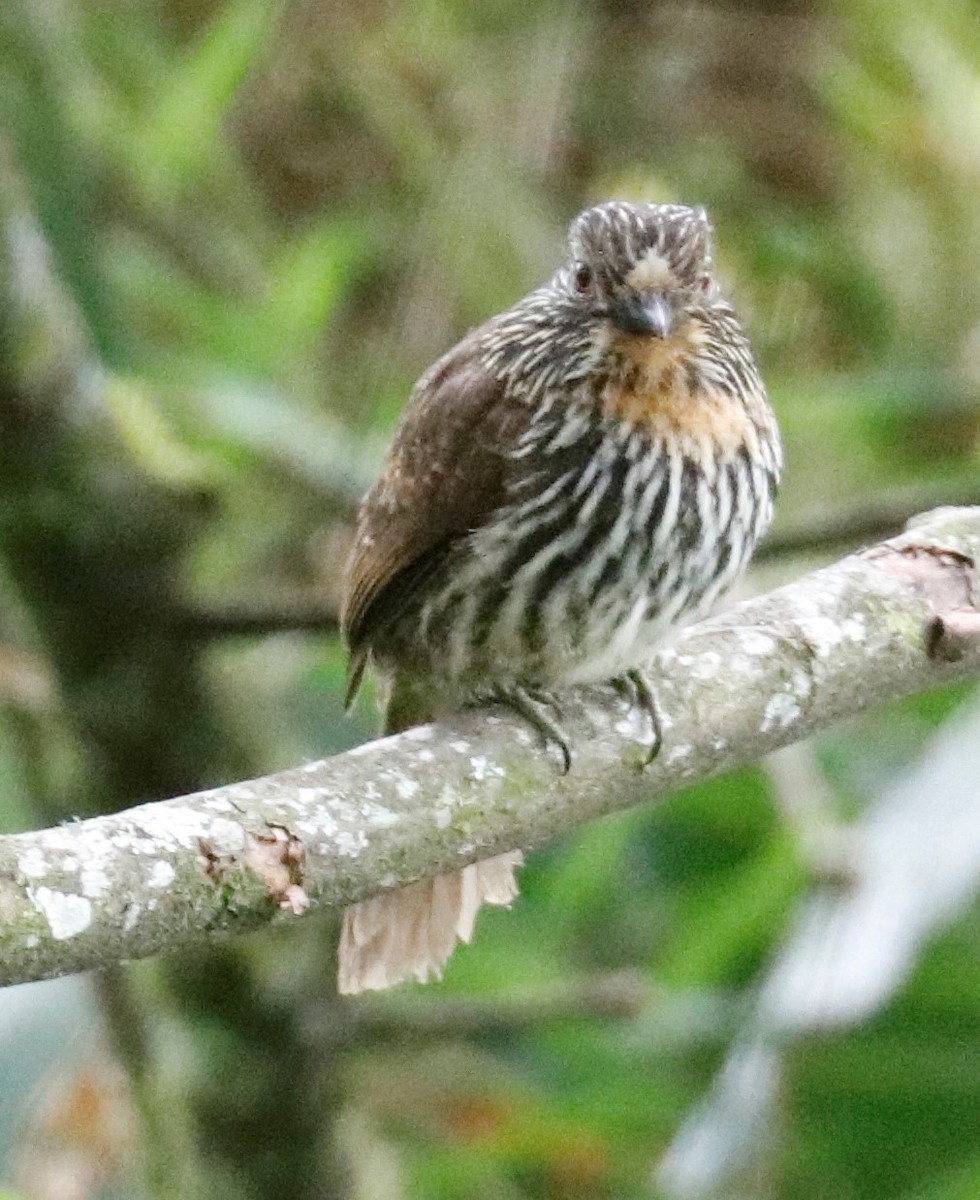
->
<box><xmin>335</xmin><ymin>971</ymin><xmax>656</xmax><ymax>1039</ymax></box>
<box><xmin>168</xmin><ymin>597</ymin><xmax>340</xmax><ymax>638</ymax></box>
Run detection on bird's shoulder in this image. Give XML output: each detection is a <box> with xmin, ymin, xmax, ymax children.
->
<box><xmin>341</xmin><ymin>323</ymin><xmax>525</xmax><ymax>665</ymax></box>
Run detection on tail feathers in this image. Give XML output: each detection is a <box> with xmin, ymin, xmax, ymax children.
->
<box><xmin>338</xmin><ymin>852</ymin><xmax>523</xmax><ymax>995</ymax></box>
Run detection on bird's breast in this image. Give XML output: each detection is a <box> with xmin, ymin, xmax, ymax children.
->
<box><xmin>599</xmin><ymin>329</ymin><xmax>764</xmax><ymax>465</ymax></box>
<box><xmin>413</xmin><ymin>405</ymin><xmax>777</xmax><ymax>690</ymax></box>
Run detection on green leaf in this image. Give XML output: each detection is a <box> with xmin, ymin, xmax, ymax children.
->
<box><xmin>134</xmin><ymin>0</ymin><xmax>275</xmax><ymax>200</ymax></box>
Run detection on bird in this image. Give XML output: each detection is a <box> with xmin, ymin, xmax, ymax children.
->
<box><xmin>338</xmin><ymin>200</ymin><xmax>782</xmax><ymax>994</ymax></box>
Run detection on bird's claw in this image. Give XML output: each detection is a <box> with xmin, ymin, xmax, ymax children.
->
<box><xmin>492</xmin><ymin>684</ymin><xmax>572</xmax><ymax>773</ymax></box>
<box><xmin>612</xmin><ymin>668</ymin><xmax>662</xmax><ymax>767</ymax></box>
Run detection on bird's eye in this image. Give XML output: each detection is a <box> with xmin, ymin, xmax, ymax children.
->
<box><xmin>573</xmin><ymin>263</ymin><xmax>593</xmax><ymax>293</ymax></box>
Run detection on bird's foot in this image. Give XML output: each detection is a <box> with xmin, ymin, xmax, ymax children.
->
<box><xmin>491</xmin><ymin>684</ymin><xmax>572</xmax><ymax>773</ymax></box>
<box><xmin>612</xmin><ymin>668</ymin><xmax>662</xmax><ymax>767</ymax></box>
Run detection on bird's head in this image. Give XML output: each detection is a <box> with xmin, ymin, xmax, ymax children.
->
<box><xmin>563</xmin><ymin>201</ymin><xmax>716</xmax><ymax>342</ymax></box>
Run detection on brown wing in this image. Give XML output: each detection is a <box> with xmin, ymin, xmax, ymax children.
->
<box><xmin>342</xmin><ymin>326</ymin><xmax>520</xmax><ymax>698</ymax></box>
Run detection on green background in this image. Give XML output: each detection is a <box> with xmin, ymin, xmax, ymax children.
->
<box><xmin>0</xmin><ymin>1</ymin><xmax>978</xmax><ymax>1197</ymax></box>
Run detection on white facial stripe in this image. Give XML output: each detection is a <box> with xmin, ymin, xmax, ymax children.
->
<box><xmin>624</xmin><ymin>248</ymin><xmax>676</xmax><ymax>291</ymax></box>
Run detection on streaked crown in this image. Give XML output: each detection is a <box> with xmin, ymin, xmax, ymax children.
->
<box><xmin>568</xmin><ymin>201</ymin><xmax>714</xmax><ymax>292</ymax></box>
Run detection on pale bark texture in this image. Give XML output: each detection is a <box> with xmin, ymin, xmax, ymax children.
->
<box><xmin>1</xmin><ymin>505</ymin><xmax>978</xmax><ymax>990</ymax></box>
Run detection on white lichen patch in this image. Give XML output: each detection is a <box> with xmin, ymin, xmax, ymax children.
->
<box><xmin>28</xmin><ymin>888</ymin><xmax>92</xmax><ymax>940</ymax></box>
<box><xmin>205</xmin><ymin>818</ymin><xmax>248</xmax><ymax>856</ymax></box>
<box><xmin>724</xmin><ymin>653</ymin><xmax>766</xmax><ymax>681</ymax></box>
<box><xmin>434</xmin><ymin>807</ymin><xmax>453</xmax><ymax>830</ymax></box>
<box><xmin>792</xmin><ymin>578</ymin><xmax>871</xmax><ymax>656</ymax></box>
<box><xmin>666</xmin><ymin>743</ymin><xmax>693</xmax><ymax>764</ymax></box>
<box><xmin>792</xmin><ymin>668</ymin><xmax>814</xmax><ymax>698</ymax></box>
<box><xmin>295</xmin><ymin>814</ymin><xmax>338</xmax><ymax>837</ymax></box>
<box><xmin>297</xmin><ymin>786</ymin><xmax>329</xmax><ymax>806</ymax></box>
<box><xmin>689</xmin><ymin>651</ymin><xmax>724</xmax><ymax>679</ymax></box>
<box><xmin>361</xmin><ymin>802</ymin><xmax>400</xmax><ymax>828</ymax></box>
<box><xmin>323</xmin><ymin>798</ymin><xmax>364</xmax><ymax>826</ymax></box>
<box><xmin>334</xmin><ymin>830</ymin><xmax>369</xmax><ymax>857</ymax></box>
<box><xmin>840</xmin><ymin>614</ymin><xmax>867</xmax><ymax>642</ymax></box>
<box><xmin>762</xmin><ymin>691</ymin><xmax>802</xmax><ymax>731</ymax></box>
<box><xmin>203</xmin><ymin>797</ymin><xmax>236</xmax><ymax>813</ymax></box>
<box><xmin>18</xmin><ymin>847</ymin><xmax>50</xmax><ymax>879</ymax></box>
<box><xmin>799</xmin><ymin>615</ymin><xmax>844</xmax><ymax>657</ymax></box>
<box><xmin>403</xmin><ymin>725</ymin><xmax>434</xmax><ymax>742</ymax></box>
<box><xmin>123</xmin><ymin>903</ymin><xmax>141</xmax><ymax>932</ymax></box>
<box><xmin>346</xmin><ymin>733</ymin><xmax>400</xmax><ymax>756</ymax></box>
<box><xmin>108</xmin><ymin>832</ymin><xmax>148</xmax><ymax>853</ymax></box>
<box><xmin>417</xmin><ymin>748</ymin><xmax>435</xmax><ymax>763</ymax></box>
<box><xmin>737</xmin><ymin>631</ymin><xmax>778</xmax><ymax>656</ymax></box>
<box><xmin>80</xmin><ymin>866</ymin><xmax>111</xmax><ymax>899</ymax></box>
<box><xmin>342</xmin><ymin>742</ymin><xmax>372</xmax><ymax>758</ymax></box>
<box><xmin>138</xmin><ymin>806</ymin><xmax>216</xmax><ymax>849</ymax></box>
<box><xmin>449</xmin><ymin>740</ymin><xmax>471</xmax><ymax>755</ymax></box>
<box><xmin>147</xmin><ymin>861</ymin><xmax>175</xmax><ymax>889</ymax></box>
<box><xmin>392</xmin><ymin>774</ymin><xmax>420</xmax><ymax>800</ymax></box>
<box><xmin>35</xmin><ymin>828</ymin><xmax>73</xmax><ymax>852</ymax></box>
<box><xmin>469</xmin><ymin>755</ymin><xmax>504</xmax><ymax>782</ymax></box>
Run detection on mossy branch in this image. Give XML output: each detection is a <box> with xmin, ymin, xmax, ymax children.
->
<box><xmin>1</xmin><ymin>507</ymin><xmax>979</xmax><ymax>989</ymax></box>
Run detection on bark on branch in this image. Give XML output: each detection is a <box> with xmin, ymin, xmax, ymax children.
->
<box><xmin>1</xmin><ymin>507</ymin><xmax>979</xmax><ymax>990</ymax></box>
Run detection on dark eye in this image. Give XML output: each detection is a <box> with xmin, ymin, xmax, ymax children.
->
<box><xmin>573</xmin><ymin>263</ymin><xmax>593</xmax><ymax>293</ymax></box>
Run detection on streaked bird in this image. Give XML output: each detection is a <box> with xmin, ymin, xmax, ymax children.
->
<box><xmin>339</xmin><ymin>200</ymin><xmax>781</xmax><ymax>994</ymax></box>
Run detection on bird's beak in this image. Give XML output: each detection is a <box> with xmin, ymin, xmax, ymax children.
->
<box><xmin>611</xmin><ymin>290</ymin><xmax>674</xmax><ymax>338</ymax></box>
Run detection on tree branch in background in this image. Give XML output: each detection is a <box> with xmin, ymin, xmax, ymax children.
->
<box><xmin>169</xmin><ymin>594</ymin><xmax>341</xmax><ymax>638</ymax></box>
<box><xmin>339</xmin><ymin>970</ymin><xmax>657</xmax><ymax>1039</ymax></box>
<box><xmin>755</xmin><ymin>479</ymin><xmax>980</xmax><ymax>562</ymax></box>
<box><xmin>169</xmin><ymin>481</ymin><xmax>980</xmax><ymax>642</ymax></box>
<box><xmin>0</xmin><ymin>506</ymin><xmax>978</xmax><ymax>990</ymax></box>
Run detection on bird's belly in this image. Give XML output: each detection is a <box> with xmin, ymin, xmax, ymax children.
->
<box><xmin>417</xmin><ymin>434</ymin><xmax>775</xmax><ymax>691</ymax></box>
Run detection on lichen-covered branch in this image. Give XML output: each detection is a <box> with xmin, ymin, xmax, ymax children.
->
<box><xmin>1</xmin><ymin>506</ymin><xmax>979</xmax><ymax>989</ymax></box>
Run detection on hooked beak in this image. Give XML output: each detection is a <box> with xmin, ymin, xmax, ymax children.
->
<box><xmin>611</xmin><ymin>290</ymin><xmax>674</xmax><ymax>338</ymax></box>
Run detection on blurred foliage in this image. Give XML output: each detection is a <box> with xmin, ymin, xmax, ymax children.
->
<box><xmin>0</xmin><ymin>0</ymin><xmax>979</xmax><ymax>1198</ymax></box>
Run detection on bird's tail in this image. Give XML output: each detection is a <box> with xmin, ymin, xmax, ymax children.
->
<box><xmin>338</xmin><ymin>852</ymin><xmax>523</xmax><ymax>994</ymax></box>
<box><xmin>337</xmin><ymin>672</ymin><xmax>523</xmax><ymax>995</ymax></box>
